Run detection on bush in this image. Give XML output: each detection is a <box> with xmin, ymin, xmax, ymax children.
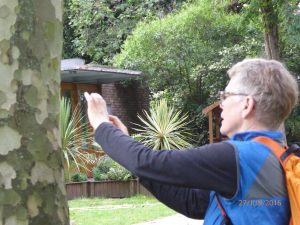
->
<box><xmin>93</xmin><ymin>156</ymin><xmax>134</xmax><ymax>181</ymax></box>
<box><xmin>93</xmin><ymin>170</ymin><xmax>109</xmax><ymax>181</ymax></box>
<box><xmin>94</xmin><ymin>155</ymin><xmax>113</xmax><ymax>174</ymax></box>
<box><xmin>114</xmin><ymin>0</ymin><xmax>263</xmax><ymax>145</ymax></box>
<box><xmin>106</xmin><ymin>162</ymin><xmax>135</xmax><ymax>181</ymax></box>
<box><xmin>286</xmin><ymin>106</ymin><xmax>300</xmax><ymax>144</ymax></box>
<box><xmin>71</xmin><ymin>172</ymin><xmax>88</xmax><ymax>182</ymax></box>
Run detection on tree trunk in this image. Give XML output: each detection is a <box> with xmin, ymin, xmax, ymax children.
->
<box><xmin>260</xmin><ymin>0</ymin><xmax>287</xmax><ymax>142</ymax></box>
<box><xmin>263</xmin><ymin>27</ymin><xmax>280</xmax><ymax>60</ymax></box>
<box><xmin>0</xmin><ymin>1</ymin><xmax>69</xmax><ymax>224</ymax></box>
<box><xmin>261</xmin><ymin>0</ymin><xmax>280</xmax><ymax>60</ymax></box>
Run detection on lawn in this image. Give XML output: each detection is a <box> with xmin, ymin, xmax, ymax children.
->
<box><xmin>69</xmin><ymin>195</ymin><xmax>176</xmax><ymax>225</ymax></box>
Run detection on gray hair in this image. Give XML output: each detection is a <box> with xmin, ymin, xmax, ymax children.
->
<box><xmin>228</xmin><ymin>58</ymin><xmax>299</xmax><ymax>129</ymax></box>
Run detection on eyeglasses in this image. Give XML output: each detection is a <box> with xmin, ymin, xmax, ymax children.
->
<box><xmin>218</xmin><ymin>91</ymin><xmax>248</xmax><ymax>102</ymax></box>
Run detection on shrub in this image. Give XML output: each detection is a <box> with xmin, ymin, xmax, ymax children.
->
<box><xmin>94</xmin><ymin>155</ymin><xmax>113</xmax><ymax>174</ymax></box>
<box><xmin>106</xmin><ymin>161</ymin><xmax>135</xmax><ymax>181</ymax></box>
<box><xmin>93</xmin><ymin>169</ymin><xmax>109</xmax><ymax>181</ymax></box>
<box><xmin>71</xmin><ymin>172</ymin><xmax>88</xmax><ymax>182</ymax></box>
<box><xmin>60</xmin><ymin>97</ymin><xmax>95</xmax><ymax>178</ymax></box>
<box><xmin>93</xmin><ymin>156</ymin><xmax>134</xmax><ymax>181</ymax></box>
<box><xmin>286</xmin><ymin>106</ymin><xmax>300</xmax><ymax>144</ymax></box>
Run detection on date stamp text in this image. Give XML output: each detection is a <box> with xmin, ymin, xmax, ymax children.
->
<box><xmin>238</xmin><ymin>199</ymin><xmax>282</xmax><ymax>207</ymax></box>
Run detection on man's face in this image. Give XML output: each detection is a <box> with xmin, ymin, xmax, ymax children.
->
<box><xmin>220</xmin><ymin>77</ymin><xmax>246</xmax><ymax>137</ymax></box>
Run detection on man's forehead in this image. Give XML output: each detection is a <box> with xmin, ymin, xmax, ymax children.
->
<box><xmin>225</xmin><ymin>77</ymin><xmax>239</xmax><ymax>91</ymax></box>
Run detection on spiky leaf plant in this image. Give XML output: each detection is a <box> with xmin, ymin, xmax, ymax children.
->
<box><xmin>60</xmin><ymin>97</ymin><xmax>95</xmax><ymax>178</ymax></box>
<box><xmin>134</xmin><ymin>99</ymin><xmax>193</xmax><ymax>150</ymax></box>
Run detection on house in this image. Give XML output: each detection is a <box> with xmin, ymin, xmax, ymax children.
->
<box><xmin>61</xmin><ymin>58</ymin><xmax>149</xmax><ymax>129</ymax></box>
<box><xmin>61</xmin><ymin>59</ymin><xmax>150</xmax><ymax>176</ymax></box>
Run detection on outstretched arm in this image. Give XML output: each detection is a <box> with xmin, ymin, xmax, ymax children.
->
<box><xmin>94</xmin><ymin>122</ymin><xmax>237</xmax><ymax>197</ymax></box>
<box><xmin>85</xmin><ymin>92</ymin><xmax>237</xmax><ymax>214</ymax></box>
<box><xmin>139</xmin><ymin>178</ymin><xmax>210</xmax><ymax>219</ymax></box>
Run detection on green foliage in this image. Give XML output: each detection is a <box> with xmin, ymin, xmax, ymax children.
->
<box><xmin>71</xmin><ymin>172</ymin><xmax>88</xmax><ymax>182</ymax></box>
<box><xmin>60</xmin><ymin>97</ymin><xmax>94</xmax><ymax>177</ymax></box>
<box><xmin>279</xmin><ymin>1</ymin><xmax>300</xmax><ymax>45</ymax></box>
<box><xmin>106</xmin><ymin>163</ymin><xmax>134</xmax><ymax>181</ymax></box>
<box><xmin>224</xmin><ymin>0</ymin><xmax>300</xmax><ymax>141</ymax></box>
<box><xmin>115</xmin><ymin>0</ymin><xmax>263</xmax><ymax>144</ymax></box>
<box><xmin>93</xmin><ymin>156</ymin><xmax>134</xmax><ymax>181</ymax></box>
<box><xmin>64</xmin><ymin>0</ymin><xmax>190</xmax><ymax>64</ymax></box>
<box><xmin>115</xmin><ymin>1</ymin><xmax>260</xmax><ymax>95</ymax></box>
<box><xmin>279</xmin><ymin>1</ymin><xmax>300</xmax><ymax>75</ymax></box>
<box><xmin>286</xmin><ymin>106</ymin><xmax>300</xmax><ymax>144</ymax></box>
<box><xmin>231</xmin><ymin>0</ymin><xmax>300</xmax><ymax>76</ymax></box>
<box><xmin>133</xmin><ymin>99</ymin><xmax>193</xmax><ymax>150</ymax></box>
<box><xmin>94</xmin><ymin>155</ymin><xmax>112</xmax><ymax>174</ymax></box>
<box><xmin>93</xmin><ymin>169</ymin><xmax>109</xmax><ymax>181</ymax></box>
<box><xmin>240</xmin><ymin>0</ymin><xmax>284</xmax><ymax>26</ymax></box>
<box><xmin>63</xmin><ymin>0</ymin><xmax>300</xmax><ymax>142</ymax></box>
<box><xmin>92</xmin><ymin>155</ymin><xmax>112</xmax><ymax>181</ymax></box>
<box><xmin>63</xmin><ymin>0</ymin><xmax>76</xmax><ymax>59</ymax></box>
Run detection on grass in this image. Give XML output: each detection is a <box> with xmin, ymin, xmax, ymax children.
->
<box><xmin>69</xmin><ymin>195</ymin><xmax>176</xmax><ymax>225</ymax></box>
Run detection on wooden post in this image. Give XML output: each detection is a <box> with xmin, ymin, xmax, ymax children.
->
<box><xmin>208</xmin><ymin>111</ymin><xmax>213</xmax><ymax>144</ymax></box>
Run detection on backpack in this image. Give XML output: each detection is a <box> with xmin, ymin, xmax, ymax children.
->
<box><xmin>254</xmin><ymin>136</ymin><xmax>300</xmax><ymax>225</ymax></box>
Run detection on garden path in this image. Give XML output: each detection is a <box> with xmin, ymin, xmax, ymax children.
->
<box><xmin>133</xmin><ymin>214</ymin><xmax>203</xmax><ymax>225</ymax></box>
<box><xmin>69</xmin><ymin>203</ymin><xmax>160</xmax><ymax>211</ymax></box>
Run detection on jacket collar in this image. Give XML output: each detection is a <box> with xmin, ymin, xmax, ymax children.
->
<box><xmin>231</xmin><ymin>130</ymin><xmax>284</xmax><ymax>143</ymax></box>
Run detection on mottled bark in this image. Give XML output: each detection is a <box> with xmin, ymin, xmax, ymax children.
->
<box><xmin>0</xmin><ymin>0</ymin><xmax>69</xmax><ymax>225</ymax></box>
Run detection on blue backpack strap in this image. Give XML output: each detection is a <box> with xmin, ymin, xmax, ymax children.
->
<box><xmin>215</xmin><ymin>193</ymin><xmax>233</xmax><ymax>225</ymax></box>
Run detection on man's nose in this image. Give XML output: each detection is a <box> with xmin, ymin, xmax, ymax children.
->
<box><xmin>219</xmin><ymin>101</ymin><xmax>223</xmax><ymax>109</ymax></box>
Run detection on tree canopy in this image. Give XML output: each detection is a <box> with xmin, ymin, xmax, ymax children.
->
<box><xmin>113</xmin><ymin>0</ymin><xmax>264</xmax><ymax>143</ymax></box>
<box><xmin>63</xmin><ymin>0</ymin><xmax>300</xmax><ymax>144</ymax></box>
<box><xmin>63</xmin><ymin>0</ymin><xmax>190</xmax><ymax>64</ymax></box>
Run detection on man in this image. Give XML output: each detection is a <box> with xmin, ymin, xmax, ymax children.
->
<box><xmin>84</xmin><ymin>58</ymin><xmax>298</xmax><ymax>224</ymax></box>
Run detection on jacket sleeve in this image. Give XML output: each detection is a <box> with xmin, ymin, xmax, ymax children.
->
<box><xmin>95</xmin><ymin>123</ymin><xmax>237</xmax><ymax>216</ymax></box>
<box><xmin>139</xmin><ymin>178</ymin><xmax>210</xmax><ymax>219</ymax></box>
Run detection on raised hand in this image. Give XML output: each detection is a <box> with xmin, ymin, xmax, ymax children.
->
<box><xmin>84</xmin><ymin>92</ymin><xmax>110</xmax><ymax>130</ymax></box>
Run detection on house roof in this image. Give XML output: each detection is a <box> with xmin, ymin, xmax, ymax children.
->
<box><xmin>61</xmin><ymin>58</ymin><xmax>143</xmax><ymax>84</ymax></box>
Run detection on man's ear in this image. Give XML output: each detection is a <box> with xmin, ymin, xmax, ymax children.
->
<box><xmin>241</xmin><ymin>96</ymin><xmax>255</xmax><ymax>118</ymax></box>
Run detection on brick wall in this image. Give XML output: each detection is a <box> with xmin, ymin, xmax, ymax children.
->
<box><xmin>101</xmin><ymin>80</ymin><xmax>150</xmax><ymax>130</ymax></box>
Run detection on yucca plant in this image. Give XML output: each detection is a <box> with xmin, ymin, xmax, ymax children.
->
<box><xmin>60</xmin><ymin>97</ymin><xmax>95</xmax><ymax>179</ymax></box>
<box><xmin>133</xmin><ymin>99</ymin><xmax>193</xmax><ymax>150</ymax></box>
